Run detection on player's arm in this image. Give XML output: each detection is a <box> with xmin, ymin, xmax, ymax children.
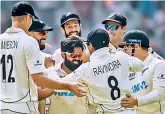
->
<box><xmin>38</xmin><ymin>88</ymin><xmax>54</xmax><ymax>100</ymax></box>
<box><xmin>126</xmin><ymin>54</ymin><xmax>144</xmax><ymax>72</ymax></box>
<box><xmin>137</xmin><ymin>62</ymin><xmax>165</xmax><ymax>106</ymax></box>
<box><xmin>25</xmin><ymin>38</ymin><xmax>86</xmax><ymax>97</ymax></box>
<box><xmin>121</xmin><ymin>62</ymin><xmax>165</xmax><ymax>108</ymax></box>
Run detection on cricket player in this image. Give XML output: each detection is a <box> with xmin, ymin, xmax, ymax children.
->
<box><xmin>53</xmin><ymin>12</ymin><xmax>89</xmax><ymax>64</ymax></box>
<box><xmin>102</xmin><ymin>12</ymin><xmax>127</xmax><ymax>52</ymax></box>
<box><xmin>0</xmin><ymin>2</ymin><xmax>86</xmax><ymax>114</ymax></box>
<box><xmin>28</xmin><ymin>18</ymin><xmax>54</xmax><ymax>66</ymax></box>
<box><xmin>28</xmin><ymin>18</ymin><xmax>56</xmax><ymax>114</ymax></box>
<box><xmin>120</xmin><ymin>30</ymin><xmax>165</xmax><ymax>114</ymax></box>
<box><xmin>57</xmin><ymin>28</ymin><xmax>144</xmax><ymax>114</ymax></box>
<box><xmin>42</xmin><ymin>36</ymin><xmax>88</xmax><ymax>114</ymax></box>
<box><xmin>102</xmin><ymin>12</ymin><xmax>164</xmax><ymax>60</ymax></box>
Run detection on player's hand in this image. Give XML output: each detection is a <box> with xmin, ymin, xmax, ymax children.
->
<box><xmin>68</xmin><ymin>82</ymin><xmax>87</xmax><ymax>97</ymax></box>
<box><xmin>44</xmin><ymin>56</ymin><xmax>55</xmax><ymax>68</ymax></box>
<box><xmin>121</xmin><ymin>94</ymin><xmax>138</xmax><ymax>108</ymax></box>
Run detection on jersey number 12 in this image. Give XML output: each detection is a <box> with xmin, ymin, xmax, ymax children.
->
<box><xmin>1</xmin><ymin>54</ymin><xmax>15</xmax><ymax>83</ymax></box>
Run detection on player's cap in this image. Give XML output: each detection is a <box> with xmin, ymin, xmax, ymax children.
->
<box><xmin>87</xmin><ymin>28</ymin><xmax>109</xmax><ymax>48</ymax></box>
<box><xmin>11</xmin><ymin>1</ymin><xmax>37</xmax><ymax>19</ymax></box>
<box><xmin>61</xmin><ymin>13</ymin><xmax>80</xmax><ymax>27</ymax></box>
<box><xmin>102</xmin><ymin>12</ymin><xmax>127</xmax><ymax>26</ymax></box>
<box><xmin>123</xmin><ymin>30</ymin><xmax>150</xmax><ymax>48</ymax></box>
<box><xmin>29</xmin><ymin>19</ymin><xmax>54</xmax><ymax>32</ymax></box>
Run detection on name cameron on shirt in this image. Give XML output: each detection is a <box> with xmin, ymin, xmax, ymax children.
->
<box><xmin>93</xmin><ymin>60</ymin><xmax>121</xmax><ymax>76</ymax></box>
<box><xmin>1</xmin><ymin>41</ymin><xmax>19</xmax><ymax>49</ymax></box>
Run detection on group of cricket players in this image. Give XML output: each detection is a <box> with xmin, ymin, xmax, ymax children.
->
<box><xmin>1</xmin><ymin>1</ymin><xmax>165</xmax><ymax>114</ymax></box>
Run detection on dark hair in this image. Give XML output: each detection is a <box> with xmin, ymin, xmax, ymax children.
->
<box><xmin>87</xmin><ymin>28</ymin><xmax>109</xmax><ymax>50</ymax></box>
<box><xmin>61</xmin><ymin>36</ymin><xmax>85</xmax><ymax>53</ymax></box>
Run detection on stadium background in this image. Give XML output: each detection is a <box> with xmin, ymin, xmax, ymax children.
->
<box><xmin>1</xmin><ymin>1</ymin><xmax>165</xmax><ymax>58</ymax></box>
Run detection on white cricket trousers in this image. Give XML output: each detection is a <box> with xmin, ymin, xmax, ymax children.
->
<box><xmin>1</xmin><ymin>101</ymin><xmax>40</xmax><ymax>114</ymax></box>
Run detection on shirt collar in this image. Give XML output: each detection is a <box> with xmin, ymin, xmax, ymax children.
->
<box><xmin>54</xmin><ymin>62</ymin><xmax>67</xmax><ymax>77</ymax></box>
<box><xmin>143</xmin><ymin>54</ymin><xmax>154</xmax><ymax>65</ymax></box>
<box><xmin>90</xmin><ymin>47</ymin><xmax>110</xmax><ymax>61</ymax></box>
<box><xmin>5</xmin><ymin>27</ymin><xmax>25</xmax><ymax>33</ymax></box>
<box><xmin>109</xmin><ymin>43</ymin><xmax>117</xmax><ymax>52</ymax></box>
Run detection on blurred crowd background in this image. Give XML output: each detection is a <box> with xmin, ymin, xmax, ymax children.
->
<box><xmin>1</xmin><ymin>1</ymin><xmax>165</xmax><ymax>58</ymax></box>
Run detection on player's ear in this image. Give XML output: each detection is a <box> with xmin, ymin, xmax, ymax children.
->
<box><xmin>80</xmin><ymin>24</ymin><xmax>82</xmax><ymax>30</ymax></box>
<box><xmin>122</xmin><ymin>26</ymin><xmax>127</xmax><ymax>34</ymax></box>
<box><xmin>61</xmin><ymin>52</ymin><xmax>65</xmax><ymax>59</ymax></box>
<box><xmin>61</xmin><ymin>27</ymin><xmax>65</xmax><ymax>33</ymax></box>
<box><xmin>135</xmin><ymin>44</ymin><xmax>140</xmax><ymax>48</ymax></box>
<box><xmin>89</xmin><ymin>43</ymin><xmax>95</xmax><ymax>51</ymax></box>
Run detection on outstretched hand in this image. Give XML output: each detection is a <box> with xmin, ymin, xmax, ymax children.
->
<box><xmin>68</xmin><ymin>82</ymin><xmax>87</xmax><ymax>97</ymax></box>
<box><xmin>44</xmin><ymin>56</ymin><xmax>55</xmax><ymax>68</ymax></box>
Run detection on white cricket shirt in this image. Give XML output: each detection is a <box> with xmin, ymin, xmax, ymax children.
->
<box><xmin>62</xmin><ymin>47</ymin><xmax>143</xmax><ymax>113</ymax></box>
<box><xmin>0</xmin><ymin>28</ymin><xmax>44</xmax><ymax>103</ymax></box>
<box><xmin>39</xmin><ymin>62</ymin><xmax>88</xmax><ymax>114</ymax></box>
<box><xmin>130</xmin><ymin>54</ymin><xmax>165</xmax><ymax>114</ymax></box>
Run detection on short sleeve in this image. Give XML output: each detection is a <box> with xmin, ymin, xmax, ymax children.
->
<box><xmin>25</xmin><ymin>38</ymin><xmax>44</xmax><ymax>74</ymax></box>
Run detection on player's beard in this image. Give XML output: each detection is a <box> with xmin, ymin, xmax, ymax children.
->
<box><xmin>65</xmin><ymin>30</ymin><xmax>81</xmax><ymax>38</ymax></box>
<box><xmin>64</xmin><ymin>58</ymin><xmax>82</xmax><ymax>71</ymax></box>
<box><xmin>37</xmin><ymin>39</ymin><xmax>46</xmax><ymax>50</ymax></box>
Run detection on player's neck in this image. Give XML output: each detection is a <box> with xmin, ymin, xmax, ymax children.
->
<box><xmin>61</xmin><ymin>63</ymin><xmax>72</xmax><ymax>74</ymax></box>
<box><xmin>12</xmin><ymin>22</ymin><xmax>28</xmax><ymax>34</ymax></box>
<box><xmin>138</xmin><ymin>51</ymin><xmax>148</xmax><ymax>61</ymax></box>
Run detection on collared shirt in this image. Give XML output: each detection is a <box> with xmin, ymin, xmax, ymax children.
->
<box><xmin>130</xmin><ymin>54</ymin><xmax>165</xmax><ymax>114</ymax></box>
<box><xmin>0</xmin><ymin>27</ymin><xmax>44</xmax><ymax>103</ymax></box>
<box><xmin>62</xmin><ymin>47</ymin><xmax>143</xmax><ymax>113</ymax></box>
<box><xmin>40</xmin><ymin>62</ymin><xmax>88</xmax><ymax>114</ymax></box>
<box><xmin>109</xmin><ymin>43</ymin><xmax>117</xmax><ymax>52</ymax></box>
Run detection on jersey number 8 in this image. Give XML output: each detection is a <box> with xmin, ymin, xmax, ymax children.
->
<box><xmin>108</xmin><ymin>76</ymin><xmax>120</xmax><ymax>100</ymax></box>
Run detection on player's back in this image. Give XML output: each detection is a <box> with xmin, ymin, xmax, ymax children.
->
<box><xmin>79</xmin><ymin>48</ymin><xmax>140</xmax><ymax>113</ymax></box>
<box><xmin>0</xmin><ymin>28</ymin><xmax>42</xmax><ymax>103</ymax></box>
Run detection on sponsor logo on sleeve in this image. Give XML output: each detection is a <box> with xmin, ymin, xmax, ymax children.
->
<box><xmin>132</xmin><ymin>81</ymin><xmax>148</xmax><ymax>93</ymax></box>
<box><xmin>129</xmin><ymin>73</ymin><xmax>135</xmax><ymax>80</ymax></box>
<box><xmin>34</xmin><ymin>60</ymin><xmax>42</xmax><ymax>66</ymax></box>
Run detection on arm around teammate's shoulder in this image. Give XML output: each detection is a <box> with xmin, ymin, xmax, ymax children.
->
<box><xmin>32</xmin><ymin>73</ymin><xmax>87</xmax><ymax>97</ymax></box>
<box><xmin>62</xmin><ymin>63</ymin><xmax>90</xmax><ymax>82</ymax></box>
<box><xmin>117</xmin><ymin>51</ymin><xmax>144</xmax><ymax>72</ymax></box>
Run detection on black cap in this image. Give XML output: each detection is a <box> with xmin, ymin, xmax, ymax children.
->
<box><xmin>123</xmin><ymin>30</ymin><xmax>150</xmax><ymax>48</ymax></box>
<box><xmin>11</xmin><ymin>1</ymin><xmax>37</xmax><ymax>18</ymax></box>
<box><xmin>29</xmin><ymin>19</ymin><xmax>54</xmax><ymax>32</ymax></box>
<box><xmin>87</xmin><ymin>28</ymin><xmax>109</xmax><ymax>49</ymax></box>
<box><xmin>102</xmin><ymin>12</ymin><xmax>127</xmax><ymax>26</ymax></box>
<box><xmin>61</xmin><ymin>13</ymin><xmax>80</xmax><ymax>27</ymax></box>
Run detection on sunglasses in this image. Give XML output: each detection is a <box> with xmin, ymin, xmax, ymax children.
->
<box><xmin>39</xmin><ymin>31</ymin><xmax>48</xmax><ymax>36</ymax></box>
<box><xmin>104</xmin><ymin>24</ymin><xmax>119</xmax><ymax>31</ymax></box>
<box><xmin>64</xmin><ymin>52</ymin><xmax>83</xmax><ymax>59</ymax></box>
